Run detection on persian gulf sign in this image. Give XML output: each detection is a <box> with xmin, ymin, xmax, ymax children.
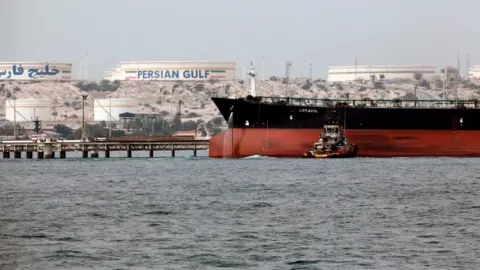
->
<box><xmin>108</xmin><ymin>61</ymin><xmax>236</xmax><ymax>81</ymax></box>
<box><xmin>132</xmin><ymin>69</ymin><xmax>229</xmax><ymax>80</ymax></box>
<box><xmin>0</xmin><ymin>62</ymin><xmax>72</xmax><ymax>81</ymax></box>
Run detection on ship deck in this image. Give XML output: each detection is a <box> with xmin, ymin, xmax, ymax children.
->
<box><xmin>230</xmin><ymin>96</ymin><xmax>480</xmax><ymax>109</ymax></box>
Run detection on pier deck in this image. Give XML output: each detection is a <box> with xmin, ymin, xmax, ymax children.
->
<box><xmin>0</xmin><ymin>140</ymin><xmax>209</xmax><ymax>159</ymax></box>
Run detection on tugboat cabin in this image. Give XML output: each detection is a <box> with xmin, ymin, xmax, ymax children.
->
<box><xmin>322</xmin><ymin>125</ymin><xmax>342</xmax><ymax>139</ymax></box>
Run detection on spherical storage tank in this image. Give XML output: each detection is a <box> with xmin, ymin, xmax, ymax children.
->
<box><xmin>93</xmin><ymin>98</ymin><xmax>137</xmax><ymax>122</ymax></box>
<box><xmin>5</xmin><ymin>99</ymin><xmax>52</xmax><ymax>122</ymax></box>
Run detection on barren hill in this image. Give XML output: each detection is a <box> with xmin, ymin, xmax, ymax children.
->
<box><xmin>1</xmin><ymin>77</ymin><xmax>480</xmax><ymax>130</ymax></box>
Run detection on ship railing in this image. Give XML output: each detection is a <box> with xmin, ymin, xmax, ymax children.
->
<box><xmin>257</xmin><ymin>96</ymin><xmax>480</xmax><ymax>109</ymax></box>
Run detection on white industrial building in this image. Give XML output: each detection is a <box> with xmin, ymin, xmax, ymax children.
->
<box><xmin>5</xmin><ymin>99</ymin><xmax>52</xmax><ymax>122</ymax></box>
<box><xmin>327</xmin><ymin>65</ymin><xmax>436</xmax><ymax>82</ymax></box>
<box><xmin>93</xmin><ymin>98</ymin><xmax>137</xmax><ymax>122</ymax></box>
<box><xmin>0</xmin><ymin>62</ymin><xmax>72</xmax><ymax>81</ymax></box>
<box><xmin>103</xmin><ymin>61</ymin><xmax>235</xmax><ymax>81</ymax></box>
<box><xmin>468</xmin><ymin>65</ymin><xmax>480</xmax><ymax>79</ymax></box>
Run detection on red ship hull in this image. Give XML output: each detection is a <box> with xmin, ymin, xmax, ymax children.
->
<box><xmin>208</xmin><ymin>128</ymin><xmax>480</xmax><ymax>158</ymax></box>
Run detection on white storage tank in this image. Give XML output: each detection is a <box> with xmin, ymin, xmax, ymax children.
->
<box><xmin>327</xmin><ymin>65</ymin><xmax>436</xmax><ymax>82</ymax></box>
<box><xmin>5</xmin><ymin>99</ymin><xmax>52</xmax><ymax>122</ymax></box>
<box><xmin>93</xmin><ymin>98</ymin><xmax>137</xmax><ymax>122</ymax></box>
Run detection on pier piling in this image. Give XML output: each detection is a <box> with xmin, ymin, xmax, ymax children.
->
<box><xmin>44</xmin><ymin>143</ymin><xmax>54</xmax><ymax>159</ymax></box>
<box><xmin>0</xmin><ymin>139</ymin><xmax>208</xmax><ymax>159</ymax></box>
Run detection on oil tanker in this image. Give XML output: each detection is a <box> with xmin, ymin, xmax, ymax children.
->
<box><xmin>208</xmin><ymin>65</ymin><xmax>480</xmax><ymax>158</ymax></box>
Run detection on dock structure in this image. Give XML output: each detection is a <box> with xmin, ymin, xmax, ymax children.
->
<box><xmin>0</xmin><ymin>140</ymin><xmax>209</xmax><ymax>159</ymax></box>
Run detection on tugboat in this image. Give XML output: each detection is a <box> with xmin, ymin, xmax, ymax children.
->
<box><xmin>303</xmin><ymin>123</ymin><xmax>358</xmax><ymax>158</ymax></box>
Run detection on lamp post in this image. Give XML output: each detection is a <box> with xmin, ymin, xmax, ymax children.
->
<box><xmin>285</xmin><ymin>61</ymin><xmax>292</xmax><ymax>97</ymax></box>
<box><xmin>151</xmin><ymin>120</ymin><xmax>154</xmax><ymax>136</ymax></box>
<box><xmin>150</xmin><ymin>116</ymin><xmax>155</xmax><ymax>136</ymax></box>
<box><xmin>195</xmin><ymin>119</ymin><xmax>199</xmax><ymax>138</ymax></box>
<box><xmin>13</xmin><ymin>94</ymin><xmax>17</xmax><ymax>140</ymax></box>
<box><xmin>414</xmin><ymin>85</ymin><xmax>418</xmax><ymax>107</ymax></box>
<box><xmin>81</xmin><ymin>94</ymin><xmax>88</xmax><ymax>140</ymax></box>
<box><xmin>309</xmin><ymin>62</ymin><xmax>312</xmax><ymax>82</ymax></box>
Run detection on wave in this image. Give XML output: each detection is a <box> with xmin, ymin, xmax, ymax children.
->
<box><xmin>242</xmin><ymin>155</ymin><xmax>271</xmax><ymax>159</ymax></box>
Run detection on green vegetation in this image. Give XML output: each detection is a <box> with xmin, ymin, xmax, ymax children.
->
<box><xmin>194</xmin><ymin>83</ymin><xmax>205</xmax><ymax>91</ymax></box>
<box><xmin>401</xmin><ymin>92</ymin><xmax>418</xmax><ymax>100</ymax></box>
<box><xmin>434</xmin><ymin>80</ymin><xmax>443</xmax><ymax>89</ymax></box>
<box><xmin>52</xmin><ymin>115</ymin><xmax>223</xmax><ymax>139</ymax></box>
<box><xmin>0</xmin><ymin>124</ymin><xmax>27</xmax><ymax>138</ymax></box>
<box><xmin>54</xmin><ymin>123</ymin><xmax>125</xmax><ymax>139</ymax></box>
<box><xmin>74</xmin><ymin>80</ymin><xmax>121</xmax><ymax>92</ymax></box>
<box><xmin>184</xmin><ymin>112</ymin><xmax>202</xmax><ymax>118</ymax></box>
<box><xmin>301</xmin><ymin>81</ymin><xmax>313</xmax><ymax>90</ymax></box>
<box><xmin>373</xmin><ymin>82</ymin><xmax>385</xmax><ymax>90</ymax></box>
<box><xmin>210</xmin><ymin>116</ymin><xmax>223</xmax><ymax>125</ymax></box>
<box><xmin>413</xmin><ymin>73</ymin><xmax>423</xmax><ymax>81</ymax></box>
<box><xmin>464</xmin><ymin>82</ymin><xmax>480</xmax><ymax>90</ymax></box>
<box><xmin>317</xmin><ymin>84</ymin><xmax>327</xmax><ymax>91</ymax></box>
<box><xmin>358</xmin><ymin>86</ymin><xmax>367</xmax><ymax>92</ymax></box>
<box><xmin>418</xmin><ymin>79</ymin><xmax>430</xmax><ymax>89</ymax></box>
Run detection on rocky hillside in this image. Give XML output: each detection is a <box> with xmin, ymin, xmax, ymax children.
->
<box><xmin>1</xmin><ymin>77</ymin><xmax>480</xmax><ymax>129</ymax></box>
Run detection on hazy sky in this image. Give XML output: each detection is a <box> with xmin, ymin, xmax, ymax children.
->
<box><xmin>2</xmin><ymin>0</ymin><xmax>479</xmax><ymax>80</ymax></box>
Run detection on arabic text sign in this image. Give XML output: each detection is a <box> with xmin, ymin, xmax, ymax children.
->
<box><xmin>0</xmin><ymin>63</ymin><xmax>72</xmax><ymax>80</ymax></box>
<box><xmin>133</xmin><ymin>69</ymin><xmax>228</xmax><ymax>81</ymax></box>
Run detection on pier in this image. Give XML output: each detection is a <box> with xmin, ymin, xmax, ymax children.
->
<box><xmin>0</xmin><ymin>140</ymin><xmax>209</xmax><ymax>159</ymax></box>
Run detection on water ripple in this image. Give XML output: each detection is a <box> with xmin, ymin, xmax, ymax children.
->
<box><xmin>0</xmin><ymin>157</ymin><xmax>479</xmax><ymax>269</ymax></box>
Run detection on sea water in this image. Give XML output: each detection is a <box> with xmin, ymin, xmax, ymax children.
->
<box><xmin>0</xmin><ymin>155</ymin><xmax>479</xmax><ymax>269</ymax></box>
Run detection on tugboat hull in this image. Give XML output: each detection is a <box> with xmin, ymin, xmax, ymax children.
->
<box><xmin>302</xmin><ymin>144</ymin><xmax>359</xmax><ymax>158</ymax></box>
